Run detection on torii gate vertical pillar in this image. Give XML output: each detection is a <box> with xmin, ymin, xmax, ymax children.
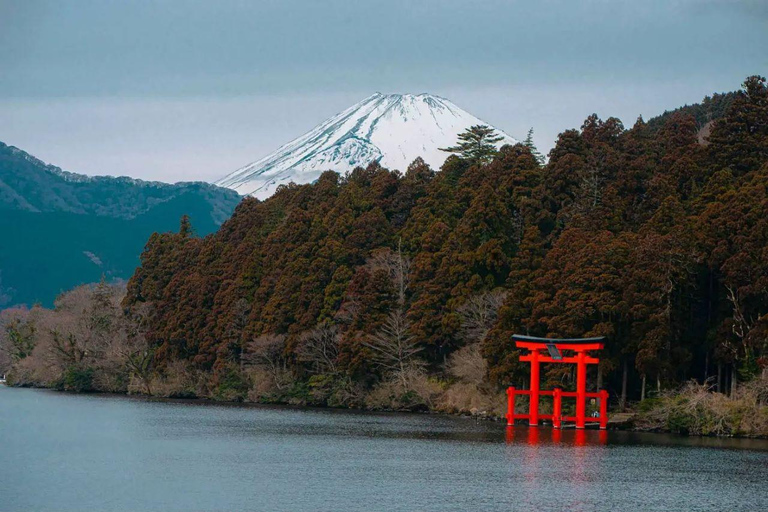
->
<box><xmin>529</xmin><ymin>349</ymin><xmax>541</xmax><ymax>426</ymax></box>
<box><xmin>576</xmin><ymin>349</ymin><xmax>587</xmax><ymax>429</ymax></box>
<box><xmin>552</xmin><ymin>387</ymin><xmax>562</xmax><ymax>429</ymax></box>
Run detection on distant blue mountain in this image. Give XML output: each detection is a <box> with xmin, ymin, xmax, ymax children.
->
<box><xmin>0</xmin><ymin>141</ymin><xmax>241</xmax><ymax>307</ymax></box>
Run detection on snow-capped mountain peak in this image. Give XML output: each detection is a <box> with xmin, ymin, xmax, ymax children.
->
<box><xmin>216</xmin><ymin>93</ymin><xmax>517</xmax><ymax>199</ymax></box>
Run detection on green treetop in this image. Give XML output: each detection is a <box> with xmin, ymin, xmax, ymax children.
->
<box><xmin>179</xmin><ymin>214</ymin><xmax>195</xmax><ymax>238</ymax></box>
<box><xmin>523</xmin><ymin>128</ymin><xmax>546</xmax><ymax>165</ymax></box>
<box><xmin>440</xmin><ymin>125</ymin><xmax>504</xmax><ymax>164</ymax></box>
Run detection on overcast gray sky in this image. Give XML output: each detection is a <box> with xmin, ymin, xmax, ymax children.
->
<box><xmin>1</xmin><ymin>0</ymin><xmax>766</xmax><ymax>182</ymax></box>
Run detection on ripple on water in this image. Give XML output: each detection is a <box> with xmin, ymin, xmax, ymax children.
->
<box><xmin>1</xmin><ymin>387</ymin><xmax>767</xmax><ymax>512</ymax></box>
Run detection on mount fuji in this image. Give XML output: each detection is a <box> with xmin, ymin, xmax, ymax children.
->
<box><xmin>216</xmin><ymin>93</ymin><xmax>518</xmax><ymax>199</ymax></box>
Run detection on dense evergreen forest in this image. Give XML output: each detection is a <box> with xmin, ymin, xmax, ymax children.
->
<box><xmin>3</xmin><ymin>76</ymin><xmax>767</xmax><ymax>435</ymax></box>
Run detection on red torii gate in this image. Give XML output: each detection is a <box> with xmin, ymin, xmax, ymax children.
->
<box><xmin>506</xmin><ymin>334</ymin><xmax>608</xmax><ymax>430</ymax></box>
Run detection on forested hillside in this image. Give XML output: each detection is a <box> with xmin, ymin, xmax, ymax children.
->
<box><xmin>117</xmin><ymin>76</ymin><xmax>767</xmax><ymax>409</ymax></box>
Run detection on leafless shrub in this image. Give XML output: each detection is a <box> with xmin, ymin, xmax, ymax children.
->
<box><xmin>446</xmin><ymin>343</ymin><xmax>487</xmax><ymax>386</ymax></box>
<box><xmin>7</xmin><ymin>343</ymin><xmax>60</xmax><ymax>386</ymax></box>
<box><xmin>145</xmin><ymin>360</ymin><xmax>207</xmax><ymax>398</ymax></box>
<box><xmin>439</xmin><ymin>342</ymin><xmax>505</xmax><ymax>417</ymax></box>
<box><xmin>636</xmin><ymin>377</ymin><xmax>768</xmax><ymax>437</ymax></box>
<box><xmin>243</xmin><ymin>333</ymin><xmax>292</xmax><ymax>394</ymax></box>
<box><xmin>438</xmin><ymin>382</ymin><xmax>506</xmax><ymax>417</ymax></box>
<box><xmin>328</xmin><ymin>375</ymin><xmax>367</xmax><ymax>408</ymax></box>
<box><xmin>246</xmin><ymin>367</ymin><xmax>278</xmax><ymax>401</ymax></box>
<box><xmin>365</xmin><ymin>362</ymin><xmax>442</xmax><ymax>410</ymax></box>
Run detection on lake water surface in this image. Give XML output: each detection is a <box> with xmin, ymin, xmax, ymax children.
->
<box><xmin>1</xmin><ymin>386</ymin><xmax>767</xmax><ymax>511</ymax></box>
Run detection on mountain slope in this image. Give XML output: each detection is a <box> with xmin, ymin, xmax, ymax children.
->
<box><xmin>0</xmin><ymin>142</ymin><xmax>239</xmax><ymax>223</ymax></box>
<box><xmin>216</xmin><ymin>93</ymin><xmax>517</xmax><ymax>198</ymax></box>
<box><xmin>0</xmin><ymin>141</ymin><xmax>241</xmax><ymax>307</ymax></box>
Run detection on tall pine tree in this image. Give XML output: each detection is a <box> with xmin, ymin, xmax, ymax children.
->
<box><xmin>523</xmin><ymin>128</ymin><xmax>545</xmax><ymax>165</ymax></box>
<box><xmin>440</xmin><ymin>125</ymin><xmax>504</xmax><ymax>164</ymax></box>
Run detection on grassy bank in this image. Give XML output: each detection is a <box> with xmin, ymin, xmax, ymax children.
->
<box><xmin>632</xmin><ymin>379</ymin><xmax>768</xmax><ymax>438</ymax></box>
<box><xmin>6</xmin><ymin>351</ymin><xmax>507</xmax><ymax>419</ymax></box>
<box><xmin>9</xmin><ymin>360</ymin><xmax>768</xmax><ymax>439</ymax></box>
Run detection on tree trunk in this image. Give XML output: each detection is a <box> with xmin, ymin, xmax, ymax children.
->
<box><xmin>641</xmin><ymin>374</ymin><xmax>646</xmax><ymax>402</ymax></box>
<box><xmin>656</xmin><ymin>374</ymin><xmax>661</xmax><ymax>395</ymax></box>
<box><xmin>704</xmin><ymin>351</ymin><xmax>709</xmax><ymax>382</ymax></box>
<box><xmin>731</xmin><ymin>366</ymin><xmax>737</xmax><ymax>396</ymax></box>
<box><xmin>596</xmin><ymin>364</ymin><xmax>604</xmax><ymax>411</ymax></box>
<box><xmin>596</xmin><ymin>364</ymin><xmax>603</xmax><ymax>391</ymax></box>
<box><xmin>717</xmin><ymin>363</ymin><xmax>722</xmax><ymax>393</ymax></box>
<box><xmin>620</xmin><ymin>359</ymin><xmax>628</xmax><ymax>411</ymax></box>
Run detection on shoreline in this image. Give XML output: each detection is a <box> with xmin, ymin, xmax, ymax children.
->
<box><xmin>6</xmin><ymin>382</ymin><xmax>767</xmax><ymax>441</ymax></box>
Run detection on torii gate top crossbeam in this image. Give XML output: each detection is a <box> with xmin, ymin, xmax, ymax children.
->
<box><xmin>513</xmin><ymin>334</ymin><xmax>605</xmax><ymax>352</ymax></box>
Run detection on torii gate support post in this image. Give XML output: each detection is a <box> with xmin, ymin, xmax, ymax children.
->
<box><xmin>599</xmin><ymin>389</ymin><xmax>609</xmax><ymax>429</ymax></box>
<box><xmin>552</xmin><ymin>387</ymin><xmax>562</xmax><ymax>429</ymax></box>
<box><xmin>506</xmin><ymin>386</ymin><xmax>516</xmax><ymax>426</ymax></box>
<box><xmin>529</xmin><ymin>349</ymin><xmax>541</xmax><ymax>426</ymax></box>
<box><xmin>576</xmin><ymin>349</ymin><xmax>587</xmax><ymax>429</ymax></box>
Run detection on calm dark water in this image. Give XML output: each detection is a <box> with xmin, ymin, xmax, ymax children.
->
<box><xmin>1</xmin><ymin>387</ymin><xmax>767</xmax><ymax>512</ymax></box>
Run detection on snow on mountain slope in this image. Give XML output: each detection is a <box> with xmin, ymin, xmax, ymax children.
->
<box><xmin>216</xmin><ymin>93</ymin><xmax>518</xmax><ymax>199</ymax></box>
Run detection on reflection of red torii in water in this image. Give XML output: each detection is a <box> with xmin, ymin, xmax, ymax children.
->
<box><xmin>506</xmin><ymin>335</ymin><xmax>608</xmax><ymax>430</ymax></box>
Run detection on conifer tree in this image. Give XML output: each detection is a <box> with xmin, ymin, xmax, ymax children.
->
<box><xmin>178</xmin><ymin>215</ymin><xmax>195</xmax><ymax>238</ymax></box>
<box><xmin>523</xmin><ymin>128</ymin><xmax>545</xmax><ymax>165</ymax></box>
<box><xmin>440</xmin><ymin>125</ymin><xmax>504</xmax><ymax>164</ymax></box>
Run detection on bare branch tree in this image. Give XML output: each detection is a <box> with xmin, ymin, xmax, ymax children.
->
<box><xmin>363</xmin><ymin>309</ymin><xmax>423</xmax><ymax>386</ymax></box>
<box><xmin>42</xmin><ymin>283</ymin><xmax>122</xmax><ymax>369</ymax></box>
<box><xmin>296</xmin><ymin>325</ymin><xmax>341</xmax><ymax>375</ymax></box>
<box><xmin>362</xmin><ymin>242</ymin><xmax>423</xmax><ymax>386</ymax></box>
<box><xmin>457</xmin><ymin>290</ymin><xmax>508</xmax><ymax>344</ymax></box>
<box><xmin>0</xmin><ymin>307</ymin><xmax>36</xmax><ymax>365</ymax></box>
<box><xmin>113</xmin><ymin>302</ymin><xmax>155</xmax><ymax>394</ymax></box>
<box><xmin>580</xmin><ymin>167</ymin><xmax>604</xmax><ymax>208</ymax></box>
<box><xmin>725</xmin><ymin>284</ymin><xmax>762</xmax><ymax>389</ymax></box>
<box><xmin>367</xmin><ymin>240</ymin><xmax>411</xmax><ymax>307</ymax></box>
<box><xmin>726</xmin><ymin>285</ymin><xmax>754</xmax><ymax>342</ymax></box>
<box><xmin>243</xmin><ymin>333</ymin><xmax>291</xmax><ymax>390</ymax></box>
<box><xmin>1</xmin><ymin>281</ymin><xmax>161</xmax><ymax>392</ymax></box>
